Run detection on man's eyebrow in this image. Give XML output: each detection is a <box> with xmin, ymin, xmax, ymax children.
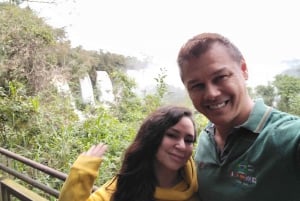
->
<box><xmin>211</xmin><ymin>67</ymin><xmax>227</xmax><ymax>76</ymax></box>
<box><xmin>186</xmin><ymin>67</ymin><xmax>228</xmax><ymax>85</ymax></box>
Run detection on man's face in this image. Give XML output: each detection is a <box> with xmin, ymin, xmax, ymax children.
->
<box><xmin>181</xmin><ymin>43</ymin><xmax>249</xmax><ymax>128</ymax></box>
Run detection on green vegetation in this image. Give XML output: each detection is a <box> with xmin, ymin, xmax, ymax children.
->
<box><xmin>251</xmin><ymin>73</ymin><xmax>300</xmax><ymax>116</ymax></box>
<box><xmin>0</xmin><ymin>3</ymin><xmax>208</xmax><ymax>199</ymax></box>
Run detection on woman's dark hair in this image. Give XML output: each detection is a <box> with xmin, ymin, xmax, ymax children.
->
<box><xmin>111</xmin><ymin>105</ymin><xmax>196</xmax><ymax>201</ymax></box>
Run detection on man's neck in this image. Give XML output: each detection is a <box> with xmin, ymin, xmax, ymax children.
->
<box><xmin>214</xmin><ymin>127</ymin><xmax>232</xmax><ymax>150</ymax></box>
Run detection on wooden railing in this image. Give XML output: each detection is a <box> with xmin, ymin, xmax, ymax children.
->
<box><xmin>0</xmin><ymin>147</ymin><xmax>68</xmax><ymax>201</ymax></box>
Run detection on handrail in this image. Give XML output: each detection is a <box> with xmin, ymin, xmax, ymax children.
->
<box><xmin>0</xmin><ymin>147</ymin><xmax>99</xmax><ymax>200</ymax></box>
<box><xmin>0</xmin><ymin>147</ymin><xmax>68</xmax><ymax>199</ymax></box>
<box><xmin>0</xmin><ymin>163</ymin><xmax>60</xmax><ymax>198</ymax></box>
<box><xmin>0</xmin><ymin>148</ymin><xmax>68</xmax><ymax>181</ymax></box>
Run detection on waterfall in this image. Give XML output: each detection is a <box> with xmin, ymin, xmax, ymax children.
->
<box><xmin>53</xmin><ymin>71</ymin><xmax>114</xmax><ymax>120</ymax></box>
<box><xmin>79</xmin><ymin>74</ymin><xmax>95</xmax><ymax>105</ymax></box>
<box><xmin>52</xmin><ymin>76</ymin><xmax>85</xmax><ymax>120</ymax></box>
<box><xmin>95</xmin><ymin>71</ymin><xmax>114</xmax><ymax>105</ymax></box>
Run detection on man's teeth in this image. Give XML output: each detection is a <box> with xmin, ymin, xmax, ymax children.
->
<box><xmin>209</xmin><ymin>102</ymin><xmax>226</xmax><ymax>109</ymax></box>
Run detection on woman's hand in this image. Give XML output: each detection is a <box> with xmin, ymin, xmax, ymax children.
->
<box><xmin>81</xmin><ymin>143</ymin><xmax>108</xmax><ymax>158</ymax></box>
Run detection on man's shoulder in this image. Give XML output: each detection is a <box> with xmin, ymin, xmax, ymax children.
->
<box><xmin>260</xmin><ymin>109</ymin><xmax>300</xmax><ymax>143</ymax></box>
<box><xmin>269</xmin><ymin>108</ymin><xmax>300</xmax><ymax>125</ymax></box>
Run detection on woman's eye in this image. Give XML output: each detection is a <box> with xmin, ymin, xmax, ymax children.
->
<box><xmin>166</xmin><ymin>133</ymin><xmax>177</xmax><ymax>138</ymax></box>
<box><xmin>184</xmin><ymin>139</ymin><xmax>195</xmax><ymax>144</ymax></box>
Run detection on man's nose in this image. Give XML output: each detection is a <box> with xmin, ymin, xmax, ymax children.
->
<box><xmin>204</xmin><ymin>84</ymin><xmax>220</xmax><ymax>100</ymax></box>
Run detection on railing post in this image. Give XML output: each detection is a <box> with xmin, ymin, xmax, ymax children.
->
<box><xmin>0</xmin><ymin>175</ymin><xmax>10</xmax><ymax>201</ymax></box>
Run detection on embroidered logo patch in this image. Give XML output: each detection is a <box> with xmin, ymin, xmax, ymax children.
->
<box><xmin>230</xmin><ymin>161</ymin><xmax>257</xmax><ymax>185</ymax></box>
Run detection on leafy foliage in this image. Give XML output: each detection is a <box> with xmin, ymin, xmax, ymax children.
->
<box><xmin>273</xmin><ymin>74</ymin><xmax>300</xmax><ymax>115</ymax></box>
<box><xmin>0</xmin><ymin>81</ymin><xmax>36</xmax><ymax>144</ymax></box>
<box><xmin>0</xmin><ymin>3</ymin><xmax>66</xmax><ymax>94</ymax></box>
<box><xmin>249</xmin><ymin>73</ymin><xmax>300</xmax><ymax>116</ymax></box>
<box><xmin>254</xmin><ymin>84</ymin><xmax>276</xmax><ymax>106</ymax></box>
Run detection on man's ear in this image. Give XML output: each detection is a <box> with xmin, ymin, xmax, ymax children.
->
<box><xmin>240</xmin><ymin>60</ymin><xmax>248</xmax><ymax>80</ymax></box>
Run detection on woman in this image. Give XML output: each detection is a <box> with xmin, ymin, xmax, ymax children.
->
<box><xmin>58</xmin><ymin>105</ymin><xmax>199</xmax><ymax>201</ymax></box>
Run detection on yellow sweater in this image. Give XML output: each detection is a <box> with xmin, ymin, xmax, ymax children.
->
<box><xmin>59</xmin><ymin>155</ymin><xmax>198</xmax><ymax>201</ymax></box>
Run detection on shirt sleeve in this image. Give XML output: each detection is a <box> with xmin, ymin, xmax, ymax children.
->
<box><xmin>58</xmin><ymin>155</ymin><xmax>103</xmax><ymax>201</ymax></box>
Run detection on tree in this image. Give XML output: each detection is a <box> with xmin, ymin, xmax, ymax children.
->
<box><xmin>273</xmin><ymin>74</ymin><xmax>300</xmax><ymax>115</ymax></box>
<box><xmin>0</xmin><ymin>3</ymin><xmax>67</xmax><ymax>94</ymax></box>
<box><xmin>254</xmin><ymin>84</ymin><xmax>276</xmax><ymax>106</ymax></box>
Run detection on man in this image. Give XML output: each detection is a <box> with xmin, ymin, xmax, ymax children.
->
<box><xmin>177</xmin><ymin>32</ymin><xmax>300</xmax><ymax>201</ymax></box>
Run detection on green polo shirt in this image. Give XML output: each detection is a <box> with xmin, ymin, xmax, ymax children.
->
<box><xmin>195</xmin><ymin>99</ymin><xmax>300</xmax><ymax>201</ymax></box>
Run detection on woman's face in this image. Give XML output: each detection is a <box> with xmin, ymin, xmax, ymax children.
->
<box><xmin>155</xmin><ymin>116</ymin><xmax>195</xmax><ymax>173</ymax></box>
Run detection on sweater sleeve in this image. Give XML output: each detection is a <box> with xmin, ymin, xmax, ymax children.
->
<box><xmin>58</xmin><ymin>155</ymin><xmax>104</xmax><ymax>201</ymax></box>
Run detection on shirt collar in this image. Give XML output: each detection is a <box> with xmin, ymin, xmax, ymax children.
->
<box><xmin>204</xmin><ymin>98</ymin><xmax>273</xmax><ymax>135</ymax></box>
<box><xmin>240</xmin><ymin>98</ymin><xmax>273</xmax><ymax>133</ymax></box>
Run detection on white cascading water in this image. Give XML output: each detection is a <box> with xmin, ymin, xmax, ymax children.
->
<box><xmin>53</xmin><ymin>71</ymin><xmax>115</xmax><ymax>120</ymax></box>
<box><xmin>95</xmin><ymin>71</ymin><xmax>114</xmax><ymax>105</ymax></box>
<box><xmin>79</xmin><ymin>74</ymin><xmax>95</xmax><ymax>105</ymax></box>
<box><xmin>52</xmin><ymin>76</ymin><xmax>85</xmax><ymax>120</ymax></box>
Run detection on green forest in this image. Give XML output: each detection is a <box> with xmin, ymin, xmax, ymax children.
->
<box><xmin>1</xmin><ymin>1</ymin><xmax>300</xmax><ymax>200</ymax></box>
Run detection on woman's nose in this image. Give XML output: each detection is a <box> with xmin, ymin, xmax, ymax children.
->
<box><xmin>175</xmin><ymin>139</ymin><xmax>186</xmax><ymax>149</ymax></box>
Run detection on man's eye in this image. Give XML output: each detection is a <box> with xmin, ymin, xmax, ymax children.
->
<box><xmin>215</xmin><ymin>74</ymin><xmax>229</xmax><ymax>82</ymax></box>
<box><xmin>190</xmin><ymin>83</ymin><xmax>204</xmax><ymax>90</ymax></box>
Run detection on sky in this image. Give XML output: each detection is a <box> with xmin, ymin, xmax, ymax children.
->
<box><xmin>21</xmin><ymin>0</ymin><xmax>300</xmax><ymax>89</ymax></box>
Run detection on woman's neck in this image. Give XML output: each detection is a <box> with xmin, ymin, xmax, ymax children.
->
<box><xmin>155</xmin><ymin>168</ymin><xmax>182</xmax><ymax>188</ymax></box>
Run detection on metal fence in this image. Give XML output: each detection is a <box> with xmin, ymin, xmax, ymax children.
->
<box><xmin>0</xmin><ymin>147</ymin><xmax>68</xmax><ymax>201</ymax></box>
